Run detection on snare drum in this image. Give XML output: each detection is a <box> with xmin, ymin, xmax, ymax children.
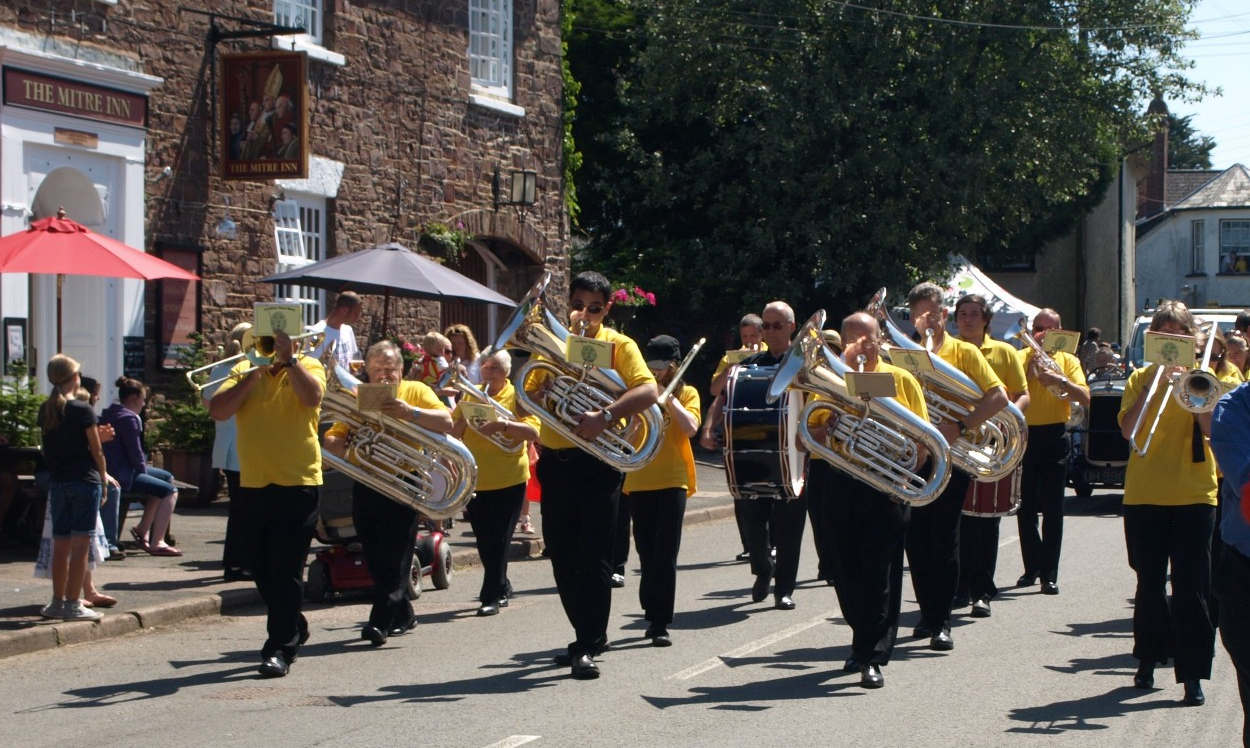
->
<box><xmin>962</xmin><ymin>465</ymin><xmax>1022</xmax><ymax>517</ymax></box>
<box><xmin>723</xmin><ymin>364</ymin><xmax>808</xmax><ymax>499</ymax></box>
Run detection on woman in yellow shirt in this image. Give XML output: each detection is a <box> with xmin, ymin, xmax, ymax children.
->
<box><xmin>451</xmin><ymin>350</ymin><xmax>540</xmax><ymax>617</ymax></box>
<box><xmin>1117</xmin><ymin>301</ymin><xmax>1217</xmax><ymax>706</ymax></box>
<box><xmin>623</xmin><ymin>336</ymin><xmax>701</xmax><ymax>647</ymax></box>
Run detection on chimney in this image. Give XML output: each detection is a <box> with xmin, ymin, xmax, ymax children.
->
<box><xmin>1139</xmin><ymin>96</ymin><xmax>1169</xmax><ymax>220</ymax></box>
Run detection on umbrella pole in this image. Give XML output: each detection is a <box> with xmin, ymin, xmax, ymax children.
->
<box><xmin>56</xmin><ymin>273</ymin><xmax>63</xmax><ymax>352</ymax></box>
<box><xmin>382</xmin><ymin>288</ymin><xmax>391</xmax><ymax>334</ymax></box>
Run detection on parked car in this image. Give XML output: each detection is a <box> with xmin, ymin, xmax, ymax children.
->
<box><xmin>1068</xmin><ymin>366</ymin><xmax>1130</xmax><ymax>498</ymax></box>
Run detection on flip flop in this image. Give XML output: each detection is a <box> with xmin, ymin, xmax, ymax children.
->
<box><xmin>148</xmin><ymin>545</ymin><xmax>183</xmax><ymax>557</ymax></box>
<box><xmin>84</xmin><ymin>594</ymin><xmax>118</xmax><ymax>608</ymax></box>
<box><xmin>129</xmin><ymin>527</ymin><xmax>149</xmax><ymax>551</ymax></box>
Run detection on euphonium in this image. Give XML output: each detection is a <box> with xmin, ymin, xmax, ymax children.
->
<box><xmin>443</xmin><ymin>364</ymin><xmax>526</xmax><ymax>454</ymax></box>
<box><xmin>766</xmin><ymin>310</ymin><xmax>951</xmax><ymax>506</ymax></box>
<box><xmin>491</xmin><ymin>271</ymin><xmax>663</xmax><ymax>472</ymax></box>
<box><xmin>866</xmin><ymin>288</ymin><xmax>1027</xmax><ymax>481</ymax></box>
<box><xmin>319</xmin><ymin>355</ymin><xmax>477</xmax><ymax>520</ymax></box>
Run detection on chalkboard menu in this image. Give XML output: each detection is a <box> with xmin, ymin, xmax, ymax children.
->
<box><xmin>123</xmin><ymin>336</ymin><xmax>145</xmax><ymax>379</ymax></box>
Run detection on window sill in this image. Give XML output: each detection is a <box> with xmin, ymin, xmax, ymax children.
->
<box><xmin>271</xmin><ymin>35</ymin><xmax>346</xmax><ymax>67</ymax></box>
<box><xmin>469</xmin><ymin>93</ymin><xmax>525</xmax><ymax>118</ymax></box>
<box><xmin>1185</xmin><ymin>272</ymin><xmax>1209</xmax><ymax>278</ymax></box>
<box><xmin>1216</xmin><ymin>272</ymin><xmax>1250</xmax><ymax>277</ymax></box>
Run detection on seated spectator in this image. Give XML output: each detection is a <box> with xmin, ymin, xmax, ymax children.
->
<box><xmin>101</xmin><ymin>377</ymin><xmax>182</xmax><ymax>556</ymax></box>
<box><xmin>80</xmin><ymin>376</ymin><xmax>124</xmax><ymax>559</ymax></box>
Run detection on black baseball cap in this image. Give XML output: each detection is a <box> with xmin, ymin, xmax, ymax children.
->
<box><xmin>644</xmin><ymin>335</ymin><xmax>681</xmax><ymax>368</ymax></box>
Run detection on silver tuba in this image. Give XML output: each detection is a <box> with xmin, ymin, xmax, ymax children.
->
<box><xmin>492</xmin><ymin>271</ymin><xmax>663</xmax><ymax>472</ymax></box>
<box><xmin>767</xmin><ymin>310</ymin><xmax>951</xmax><ymax>506</ymax></box>
<box><xmin>867</xmin><ymin>288</ymin><xmax>1027</xmax><ymax>481</ymax></box>
<box><xmin>319</xmin><ymin>357</ymin><xmax>477</xmax><ymax>520</ymax></box>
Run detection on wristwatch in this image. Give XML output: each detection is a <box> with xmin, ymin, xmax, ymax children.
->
<box><xmin>601</xmin><ymin>408</ymin><xmax>614</xmax><ymax>425</ymax></box>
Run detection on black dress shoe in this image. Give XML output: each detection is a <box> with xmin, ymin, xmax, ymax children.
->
<box><xmin>361</xmin><ymin>624</ymin><xmax>387</xmax><ymax>647</ymax></box>
<box><xmin>775</xmin><ymin>596</ymin><xmax>796</xmax><ymax>611</ymax></box>
<box><xmin>1041</xmin><ymin>581</ymin><xmax>1059</xmax><ymax>595</ymax></box>
<box><xmin>554</xmin><ymin>639</ymin><xmax>608</xmax><ymax>666</ymax></box>
<box><xmin>497</xmin><ymin>597</ymin><xmax>509</xmax><ymax>608</ymax></box>
<box><xmin>388</xmin><ymin>617</ymin><xmax>417</xmax><ymax>637</ymax></box>
<box><xmin>1183</xmin><ymin>680</ymin><xmax>1205</xmax><ymax>706</ymax></box>
<box><xmin>1134</xmin><ymin>662</ymin><xmax>1154</xmax><ymax>689</ymax></box>
<box><xmin>609</xmin><ymin>573</ymin><xmax>626</xmax><ymax>588</ymax></box>
<box><xmin>842</xmin><ymin>657</ymin><xmax>860</xmax><ymax>673</ymax></box>
<box><xmin>258</xmin><ymin>655</ymin><xmax>289</xmax><ymax>678</ymax></box>
<box><xmin>571</xmin><ymin>654</ymin><xmax>600</xmax><ymax>680</ymax></box>
<box><xmin>861</xmin><ymin>664</ymin><xmax>884</xmax><ymax>689</ymax></box>
<box><xmin>971</xmin><ymin>598</ymin><xmax>992</xmax><ymax>618</ymax></box>
<box><xmin>751</xmin><ymin>573</ymin><xmax>771</xmax><ymax>603</ymax></box>
<box><xmin>913</xmin><ymin>624</ymin><xmax>934</xmax><ymax>639</ymax></box>
<box><xmin>650</xmin><ymin>631</ymin><xmax>672</xmax><ymax>647</ymax></box>
<box><xmin>477</xmin><ymin>604</ymin><xmax>500</xmax><ymax>617</ymax></box>
<box><xmin>735</xmin><ymin>550</ymin><xmax>751</xmax><ymax>561</ymax></box>
<box><xmin>930</xmin><ymin>630</ymin><xmax>954</xmax><ymax>651</ymax></box>
<box><xmin>951</xmin><ymin>593</ymin><xmax>971</xmax><ymax>609</ymax></box>
<box><xmin>1017</xmin><ymin>572</ymin><xmax>1039</xmax><ymax>587</ymax></box>
<box><xmin>223</xmin><ymin>568</ymin><xmax>251</xmax><ymax>582</ymax></box>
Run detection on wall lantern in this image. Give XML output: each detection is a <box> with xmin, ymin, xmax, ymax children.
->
<box><xmin>492</xmin><ymin>166</ymin><xmax>537</xmax><ymax>215</ymax></box>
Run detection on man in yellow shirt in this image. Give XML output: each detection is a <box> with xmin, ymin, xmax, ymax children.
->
<box><xmin>623</xmin><ymin>335</ymin><xmax>701</xmax><ymax>647</ymax></box>
<box><xmin>808</xmin><ymin>312</ymin><xmax>929</xmax><ymax>689</ymax></box>
<box><xmin>953</xmin><ymin>294</ymin><xmax>1029</xmax><ymax>618</ymax></box>
<box><xmin>905</xmin><ymin>282</ymin><xmax>1008</xmax><ymax>652</ymax></box>
<box><xmin>210</xmin><ymin>330</ymin><xmax>325</xmax><ymax>678</ymax></box>
<box><xmin>527</xmin><ymin>271</ymin><xmax>658</xmax><ymax>680</ymax></box>
<box><xmin>1016</xmin><ymin>309</ymin><xmax>1089</xmax><ymax>597</ymax></box>
<box><xmin>323</xmin><ymin>341</ymin><xmax>453</xmax><ymax>646</ymax></box>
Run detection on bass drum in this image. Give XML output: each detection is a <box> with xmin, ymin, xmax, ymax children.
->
<box><xmin>962</xmin><ymin>465</ymin><xmax>1022</xmax><ymax>517</ymax></box>
<box><xmin>724</xmin><ymin>364</ymin><xmax>808</xmax><ymax>499</ymax></box>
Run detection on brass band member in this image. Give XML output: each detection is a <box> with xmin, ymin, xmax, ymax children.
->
<box><xmin>701</xmin><ymin>301</ymin><xmax>807</xmax><ymax>611</ymax></box>
<box><xmin>1117</xmin><ymin>300</ymin><xmax>1216</xmax><ymax>706</ymax></box>
<box><xmin>527</xmin><ymin>271</ymin><xmax>658</xmax><ymax>680</ymax></box>
<box><xmin>622</xmin><ymin>335</ymin><xmax>701</xmax><ymax>647</ymax></box>
<box><xmin>905</xmin><ymin>283</ymin><xmax>1007</xmax><ymax>651</ymax></box>
<box><xmin>953</xmin><ymin>295</ymin><xmax>1029</xmax><ymax>617</ymax></box>
<box><xmin>710</xmin><ymin>314</ymin><xmax>764</xmax><ymax>562</ymax></box>
<box><xmin>451</xmin><ymin>349</ymin><xmax>540</xmax><ymax>616</ymax></box>
<box><xmin>323</xmin><ymin>341</ymin><xmax>452</xmax><ymax>646</ymax></box>
<box><xmin>808</xmin><ymin>312</ymin><xmax>928</xmax><ymax>689</ymax></box>
<box><xmin>1016</xmin><ymin>309</ymin><xmax>1089</xmax><ymax>595</ymax></box>
<box><xmin>210</xmin><ymin>330</ymin><xmax>326</xmax><ymax>678</ymax></box>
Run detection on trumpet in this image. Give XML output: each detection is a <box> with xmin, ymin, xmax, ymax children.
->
<box><xmin>867</xmin><ymin>288</ymin><xmax>1027</xmax><ymax>481</ymax></box>
<box><xmin>1128</xmin><ymin>324</ymin><xmax>1221</xmax><ymax>457</ymax></box>
<box><xmin>442</xmin><ymin>364</ymin><xmax>526</xmax><ymax>454</ymax></box>
<box><xmin>766</xmin><ymin>310</ymin><xmax>951</xmax><ymax>505</ymax></box>
<box><xmin>492</xmin><ymin>271</ymin><xmax>663</xmax><ymax>472</ymax></box>
<box><xmin>1014</xmin><ymin>316</ymin><xmax>1069</xmax><ymax>400</ymax></box>
<box><xmin>186</xmin><ymin>329</ymin><xmax>323</xmax><ymax>392</ymax></box>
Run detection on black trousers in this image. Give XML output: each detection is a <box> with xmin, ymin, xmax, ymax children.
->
<box><xmin>1018</xmin><ymin>424</ymin><xmax>1068</xmax><ymax>583</ymax></box>
<box><xmin>807</xmin><ymin>476</ymin><xmax>833</xmax><ymax>582</ymax></box>
<box><xmin>467</xmin><ymin>482</ymin><xmax>526</xmax><ymax>605</ymax></box>
<box><xmin>740</xmin><ymin>491</ymin><xmax>807</xmax><ymax>599</ymax></box>
<box><xmin>611</xmin><ymin>492</ymin><xmax>632</xmax><ymax>576</ymax></box>
<box><xmin>733</xmin><ymin>498</ymin><xmax>751</xmax><ymax>553</ymax></box>
<box><xmin>352</xmin><ymin>482</ymin><xmax>419</xmax><ymax>631</ymax></box>
<box><xmin>811</xmin><ymin>462</ymin><xmax>909</xmax><ymax>665</ymax></box>
<box><xmin>238</xmin><ymin>484</ymin><xmax>318</xmax><ymax>661</ymax></box>
<box><xmin>958</xmin><ymin>514</ymin><xmax>1000</xmax><ymax>601</ymax></box>
<box><xmin>628</xmin><ymin>487</ymin><xmax>687</xmax><ymax>627</ymax></box>
<box><xmin>1216</xmin><ymin>545</ymin><xmax>1250</xmax><ymax>745</ymax></box>
<box><xmin>1123</xmin><ymin>503</ymin><xmax>1216</xmax><ymax>682</ymax></box>
<box><xmin>537</xmin><ymin>448</ymin><xmax>623</xmax><ymax>657</ymax></box>
<box><xmin>221</xmin><ymin>470</ymin><xmax>248</xmax><ymax>572</ymax></box>
<box><xmin>906</xmin><ymin>470</ymin><xmax>970</xmax><ymax>633</ymax></box>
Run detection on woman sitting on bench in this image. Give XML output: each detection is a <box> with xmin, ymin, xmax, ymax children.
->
<box><xmin>101</xmin><ymin>377</ymin><xmax>181</xmax><ymax>556</ymax></box>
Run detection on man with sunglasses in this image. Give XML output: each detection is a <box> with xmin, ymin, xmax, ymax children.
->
<box><xmin>527</xmin><ymin>271</ymin><xmax>658</xmax><ymax>680</ymax></box>
<box><xmin>701</xmin><ymin>301</ymin><xmax>808</xmax><ymax>611</ymax></box>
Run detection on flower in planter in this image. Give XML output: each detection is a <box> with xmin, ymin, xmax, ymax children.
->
<box><xmin>419</xmin><ymin>221</ymin><xmax>470</xmax><ymax>264</ymax></box>
<box><xmin>611</xmin><ymin>285</ymin><xmax>657</xmax><ymax>308</ymax></box>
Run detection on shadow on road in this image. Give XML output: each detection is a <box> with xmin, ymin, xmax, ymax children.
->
<box><xmin>1006</xmin><ymin>684</ymin><xmax>1180</xmax><ymax>734</ymax></box>
<box><xmin>640</xmin><ymin>665</ymin><xmax>861</xmax><ymax>711</ymax></box>
<box><xmin>1065</xmin><ymin>493</ymin><xmax>1124</xmax><ymax>518</ymax></box>
<box><xmin>1051</xmin><ymin>616</ymin><xmax>1133</xmax><ymax>640</ymax></box>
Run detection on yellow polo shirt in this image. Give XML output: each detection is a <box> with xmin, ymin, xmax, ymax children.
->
<box><xmin>934</xmin><ymin>335</ymin><xmax>1005</xmax><ymax>393</ymax></box>
<box><xmin>808</xmin><ymin>361</ymin><xmax>928</xmax><ymax>430</ymax></box>
<box><xmin>624</xmin><ymin>384</ymin><xmax>701</xmax><ymax>496</ymax></box>
<box><xmin>967</xmin><ymin>334</ymin><xmax>1027</xmax><ymax>396</ymax></box>
<box><xmin>324</xmin><ymin>380</ymin><xmax>447</xmax><ymax>444</ymax></box>
<box><xmin>1019</xmin><ymin>349</ymin><xmax>1087</xmax><ymax>426</ymax></box>
<box><xmin>216</xmin><ymin>356</ymin><xmax>326</xmax><ymax>488</ymax></box>
<box><xmin>1118</xmin><ymin>364</ymin><xmax>1217</xmax><ymax>506</ymax></box>
<box><xmin>453</xmin><ymin>380</ymin><xmax>541</xmax><ymax>492</ymax></box>
<box><xmin>526</xmin><ymin>324</ymin><xmax>656</xmax><ymax>451</ymax></box>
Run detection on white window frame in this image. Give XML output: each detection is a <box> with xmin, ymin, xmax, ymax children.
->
<box><xmin>1190</xmin><ymin>219</ymin><xmax>1205</xmax><ymax>274</ymax></box>
<box><xmin>275</xmin><ymin>0</ymin><xmax>323</xmax><ymax>45</ymax></box>
<box><xmin>469</xmin><ymin>0</ymin><xmax>513</xmax><ymax>102</ymax></box>
<box><xmin>273</xmin><ymin>196</ymin><xmax>328</xmax><ymax>328</ymax></box>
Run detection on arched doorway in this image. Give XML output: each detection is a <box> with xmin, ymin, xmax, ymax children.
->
<box><xmin>440</xmin><ymin>237</ymin><xmax>544</xmax><ymax>348</ymax></box>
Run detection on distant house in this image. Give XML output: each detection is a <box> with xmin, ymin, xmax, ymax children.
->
<box><xmin>1135</xmin><ymin>164</ymin><xmax>1250</xmax><ymax>309</ymax></box>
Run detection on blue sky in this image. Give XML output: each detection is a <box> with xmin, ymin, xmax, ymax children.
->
<box><xmin>1172</xmin><ymin>0</ymin><xmax>1250</xmax><ymax>169</ymax></box>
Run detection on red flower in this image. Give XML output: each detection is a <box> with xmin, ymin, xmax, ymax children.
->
<box><xmin>645</xmin><ymin>292</ymin><xmax>656</xmax><ymax>305</ymax></box>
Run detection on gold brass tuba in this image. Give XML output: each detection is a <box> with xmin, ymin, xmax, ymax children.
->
<box><xmin>442</xmin><ymin>364</ymin><xmax>526</xmax><ymax>454</ymax></box>
<box><xmin>867</xmin><ymin>288</ymin><xmax>1027</xmax><ymax>481</ymax></box>
<box><xmin>319</xmin><ymin>356</ymin><xmax>477</xmax><ymax>520</ymax></box>
<box><xmin>492</xmin><ymin>271</ymin><xmax>663</xmax><ymax>472</ymax></box>
<box><xmin>767</xmin><ymin>310</ymin><xmax>951</xmax><ymax>506</ymax></box>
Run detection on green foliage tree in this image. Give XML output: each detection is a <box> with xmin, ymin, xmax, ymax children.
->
<box><xmin>569</xmin><ymin>0</ymin><xmax>1206</xmax><ymax>351</ymax></box>
<box><xmin>0</xmin><ymin>363</ymin><xmax>43</xmax><ymax>448</ymax></box>
<box><xmin>1168</xmin><ymin>113</ymin><xmax>1217</xmax><ymax>169</ymax></box>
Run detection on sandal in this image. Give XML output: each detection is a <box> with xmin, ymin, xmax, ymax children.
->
<box><xmin>129</xmin><ymin>527</ymin><xmax>149</xmax><ymax>551</ymax></box>
<box><xmin>84</xmin><ymin>593</ymin><xmax>118</xmax><ymax>608</ymax></box>
<box><xmin>149</xmin><ymin>545</ymin><xmax>183</xmax><ymax>557</ymax></box>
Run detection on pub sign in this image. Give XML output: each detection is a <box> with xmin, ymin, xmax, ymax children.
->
<box><xmin>219</xmin><ymin>51</ymin><xmax>308</xmax><ymax>180</ymax></box>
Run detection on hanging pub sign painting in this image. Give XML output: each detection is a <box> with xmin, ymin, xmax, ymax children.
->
<box><xmin>219</xmin><ymin>51</ymin><xmax>308</xmax><ymax>180</ymax></box>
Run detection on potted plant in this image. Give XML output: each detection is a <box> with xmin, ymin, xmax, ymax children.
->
<box><xmin>0</xmin><ymin>360</ymin><xmax>42</xmax><ymax>448</ymax></box>
<box><xmin>148</xmin><ymin>333</ymin><xmax>219</xmax><ymax>506</ymax></box>
<box><xmin>418</xmin><ymin>221</ymin><xmax>470</xmax><ymax>264</ymax></box>
<box><xmin>607</xmin><ymin>284</ymin><xmax>657</xmax><ymax>333</ymax></box>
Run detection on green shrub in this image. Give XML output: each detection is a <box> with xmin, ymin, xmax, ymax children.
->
<box><xmin>0</xmin><ymin>363</ymin><xmax>42</xmax><ymax>447</ymax></box>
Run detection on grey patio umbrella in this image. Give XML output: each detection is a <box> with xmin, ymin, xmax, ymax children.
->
<box><xmin>261</xmin><ymin>242</ymin><xmax>516</xmax><ymax>330</ymax></box>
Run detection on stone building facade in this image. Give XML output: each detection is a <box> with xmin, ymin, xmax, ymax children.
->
<box><xmin>0</xmin><ymin>0</ymin><xmax>567</xmax><ymax>391</ymax></box>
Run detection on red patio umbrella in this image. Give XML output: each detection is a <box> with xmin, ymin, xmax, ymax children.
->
<box><xmin>0</xmin><ymin>208</ymin><xmax>200</xmax><ymax>350</ymax></box>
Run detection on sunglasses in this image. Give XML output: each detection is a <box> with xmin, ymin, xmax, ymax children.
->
<box><xmin>761</xmin><ymin>321</ymin><xmax>788</xmax><ymax>331</ymax></box>
<box><xmin>570</xmin><ymin>301</ymin><xmax>605</xmax><ymax>314</ymax></box>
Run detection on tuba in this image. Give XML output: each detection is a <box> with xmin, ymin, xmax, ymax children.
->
<box><xmin>442</xmin><ymin>364</ymin><xmax>526</xmax><ymax>454</ymax></box>
<box><xmin>319</xmin><ymin>355</ymin><xmax>477</xmax><ymax>519</ymax></box>
<box><xmin>767</xmin><ymin>310</ymin><xmax>951</xmax><ymax>506</ymax></box>
<box><xmin>867</xmin><ymin>288</ymin><xmax>1027</xmax><ymax>481</ymax></box>
<box><xmin>492</xmin><ymin>271</ymin><xmax>663</xmax><ymax>472</ymax></box>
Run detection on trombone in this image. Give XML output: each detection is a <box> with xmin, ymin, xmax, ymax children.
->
<box><xmin>1126</xmin><ymin>324</ymin><xmax>1220</xmax><ymax>457</ymax></box>
<box><xmin>185</xmin><ymin>329</ymin><xmax>323</xmax><ymax>392</ymax></box>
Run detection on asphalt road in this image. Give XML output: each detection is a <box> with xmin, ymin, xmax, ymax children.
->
<box><xmin>1</xmin><ymin>489</ymin><xmax>1241</xmax><ymax>747</ymax></box>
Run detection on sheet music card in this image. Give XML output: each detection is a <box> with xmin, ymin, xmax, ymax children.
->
<box><xmin>889</xmin><ymin>348</ymin><xmax>935</xmax><ymax>377</ymax></box>
<box><xmin>565</xmin><ymin>336</ymin><xmax>615</xmax><ymax>368</ymax></box>
<box><xmin>460</xmin><ymin>402</ymin><xmax>498</xmax><ymax>429</ymax></box>
<box><xmin>1041</xmin><ymin>329</ymin><xmax>1080</xmax><ymax>356</ymax></box>
<box><xmin>253</xmin><ymin>302</ymin><xmax>302</xmax><ymax>336</ymax></box>
<box><xmin>845</xmin><ymin>371</ymin><xmax>898</xmax><ymax>399</ymax></box>
<box><xmin>356</xmin><ymin>383</ymin><xmax>397</xmax><ymax>412</ymax></box>
<box><xmin>1143</xmin><ymin>331</ymin><xmax>1196</xmax><ymax>368</ymax></box>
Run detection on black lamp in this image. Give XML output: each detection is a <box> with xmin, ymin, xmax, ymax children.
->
<box><xmin>492</xmin><ymin>166</ymin><xmax>538</xmax><ymax>214</ymax></box>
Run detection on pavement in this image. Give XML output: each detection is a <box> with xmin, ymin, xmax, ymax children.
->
<box><xmin>0</xmin><ymin>457</ymin><xmax>736</xmax><ymax>659</ymax></box>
